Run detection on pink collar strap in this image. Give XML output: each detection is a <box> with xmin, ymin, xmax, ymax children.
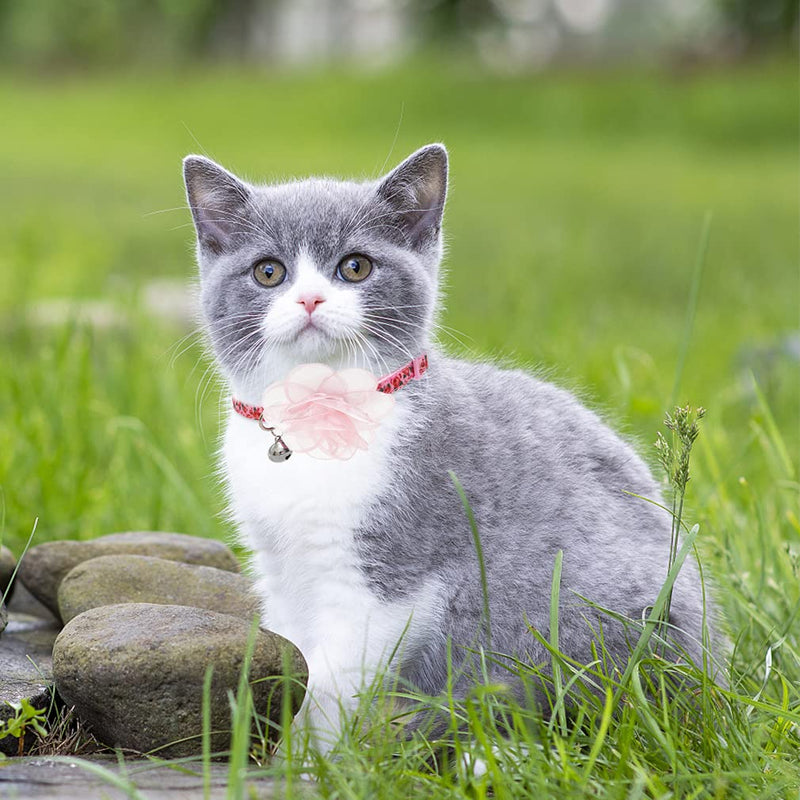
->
<box><xmin>377</xmin><ymin>353</ymin><xmax>429</xmax><ymax>394</ymax></box>
<box><xmin>231</xmin><ymin>354</ymin><xmax>428</xmax><ymax>422</ymax></box>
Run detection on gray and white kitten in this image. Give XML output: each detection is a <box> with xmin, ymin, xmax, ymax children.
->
<box><xmin>183</xmin><ymin>145</ymin><xmax>718</xmax><ymax>748</ymax></box>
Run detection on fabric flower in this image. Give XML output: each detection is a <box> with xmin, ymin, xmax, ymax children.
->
<box><xmin>260</xmin><ymin>363</ymin><xmax>396</xmax><ymax>460</ymax></box>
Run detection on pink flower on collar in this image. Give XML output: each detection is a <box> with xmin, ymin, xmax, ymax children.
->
<box><xmin>260</xmin><ymin>363</ymin><xmax>395</xmax><ymax>460</ymax></box>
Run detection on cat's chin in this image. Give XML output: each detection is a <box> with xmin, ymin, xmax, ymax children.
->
<box><xmin>289</xmin><ymin>326</ymin><xmax>339</xmax><ymax>361</ymax></box>
<box><xmin>267</xmin><ymin>330</ymin><xmax>363</xmax><ymax>375</ymax></box>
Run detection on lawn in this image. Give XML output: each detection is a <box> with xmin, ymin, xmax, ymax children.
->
<box><xmin>0</xmin><ymin>59</ymin><xmax>798</xmax><ymax>796</ymax></box>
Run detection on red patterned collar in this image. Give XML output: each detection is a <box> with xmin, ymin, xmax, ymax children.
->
<box><xmin>231</xmin><ymin>354</ymin><xmax>428</xmax><ymax>421</ymax></box>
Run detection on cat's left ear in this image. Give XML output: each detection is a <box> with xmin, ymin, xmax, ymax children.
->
<box><xmin>183</xmin><ymin>155</ymin><xmax>252</xmax><ymax>255</ymax></box>
<box><xmin>376</xmin><ymin>144</ymin><xmax>448</xmax><ymax>249</ymax></box>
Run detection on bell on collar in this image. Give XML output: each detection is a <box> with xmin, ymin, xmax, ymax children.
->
<box><xmin>268</xmin><ymin>437</ymin><xmax>292</xmax><ymax>463</ymax></box>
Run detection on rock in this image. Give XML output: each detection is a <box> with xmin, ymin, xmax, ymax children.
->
<box><xmin>52</xmin><ymin>604</ymin><xmax>306</xmax><ymax>758</ymax></box>
<box><xmin>0</xmin><ymin>605</ymin><xmax>60</xmax><ymax>756</ymax></box>
<box><xmin>8</xmin><ymin>582</ymin><xmax>59</xmax><ymax>622</ymax></box>
<box><xmin>19</xmin><ymin>532</ymin><xmax>240</xmax><ymax>620</ymax></box>
<box><xmin>0</xmin><ymin>544</ymin><xmax>17</xmax><ymax>602</ymax></box>
<box><xmin>58</xmin><ymin>555</ymin><xmax>261</xmax><ymax>624</ymax></box>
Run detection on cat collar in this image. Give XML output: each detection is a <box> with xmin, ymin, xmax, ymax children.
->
<box><xmin>231</xmin><ymin>354</ymin><xmax>428</xmax><ymax>463</ymax></box>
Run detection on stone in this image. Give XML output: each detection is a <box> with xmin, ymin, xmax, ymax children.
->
<box><xmin>0</xmin><ymin>756</ymin><xmax>280</xmax><ymax>799</ymax></box>
<box><xmin>18</xmin><ymin>532</ymin><xmax>240</xmax><ymax>620</ymax></box>
<box><xmin>8</xmin><ymin>581</ymin><xmax>59</xmax><ymax>622</ymax></box>
<box><xmin>58</xmin><ymin>555</ymin><xmax>261</xmax><ymax>624</ymax></box>
<box><xmin>52</xmin><ymin>604</ymin><xmax>306</xmax><ymax>758</ymax></box>
<box><xmin>0</xmin><ymin>605</ymin><xmax>60</xmax><ymax>756</ymax></box>
<box><xmin>0</xmin><ymin>544</ymin><xmax>17</xmax><ymax>602</ymax></box>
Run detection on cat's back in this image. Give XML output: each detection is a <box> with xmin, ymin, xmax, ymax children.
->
<box><xmin>389</xmin><ymin>354</ymin><xmax>709</xmax><ymax>661</ymax></box>
<box><xmin>387</xmin><ymin>353</ymin><xmax>679</xmax><ymax>605</ymax></box>
<box><xmin>427</xmin><ymin>354</ymin><xmax>660</xmax><ymax>502</ymax></box>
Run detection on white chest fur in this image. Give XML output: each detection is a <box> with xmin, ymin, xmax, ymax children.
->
<box><xmin>221</xmin><ymin>398</ymin><xmax>439</xmax><ymax>740</ymax></box>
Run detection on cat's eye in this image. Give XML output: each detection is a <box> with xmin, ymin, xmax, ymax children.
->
<box><xmin>253</xmin><ymin>259</ymin><xmax>286</xmax><ymax>288</ymax></box>
<box><xmin>336</xmin><ymin>254</ymin><xmax>373</xmax><ymax>283</ymax></box>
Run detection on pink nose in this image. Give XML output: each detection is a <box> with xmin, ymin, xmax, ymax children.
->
<box><xmin>297</xmin><ymin>295</ymin><xmax>326</xmax><ymax>315</ymax></box>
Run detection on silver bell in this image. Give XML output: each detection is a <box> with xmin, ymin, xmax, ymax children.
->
<box><xmin>268</xmin><ymin>437</ymin><xmax>292</xmax><ymax>463</ymax></box>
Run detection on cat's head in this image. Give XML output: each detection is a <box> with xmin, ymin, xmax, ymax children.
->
<box><xmin>183</xmin><ymin>145</ymin><xmax>447</xmax><ymax>398</ymax></box>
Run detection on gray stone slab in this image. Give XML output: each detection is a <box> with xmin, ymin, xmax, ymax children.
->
<box><xmin>0</xmin><ymin>756</ymin><xmax>284</xmax><ymax>799</ymax></box>
<box><xmin>0</xmin><ymin>604</ymin><xmax>60</xmax><ymax>756</ymax></box>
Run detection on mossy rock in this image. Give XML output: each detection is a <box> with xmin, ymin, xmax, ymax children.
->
<box><xmin>52</xmin><ymin>603</ymin><xmax>307</xmax><ymax>758</ymax></box>
<box><xmin>18</xmin><ymin>532</ymin><xmax>240</xmax><ymax>620</ymax></box>
<box><xmin>58</xmin><ymin>555</ymin><xmax>260</xmax><ymax>624</ymax></box>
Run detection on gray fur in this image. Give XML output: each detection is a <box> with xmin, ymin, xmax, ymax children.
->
<box><xmin>184</xmin><ymin>145</ymin><xmax>721</xmax><ymax>706</ymax></box>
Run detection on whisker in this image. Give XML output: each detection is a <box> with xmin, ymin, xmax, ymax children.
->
<box><xmin>354</xmin><ymin>330</ymin><xmax>388</xmax><ymax>376</ymax></box>
<box><xmin>167</xmin><ymin>331</ymin><xmax>206</xmax><ymax>370</ymax></box>
<box><xmin>429</xmin><ymin>322</ymin><xmax>475</xmax><ymax>352</ymax></box>
<box><xmin>360</xmin><ymin>322</ymin><xmax>415</xmax><ymax>364</ymax></box>
<box><xmin>143</xmin><ymin>205</ymin><xmax>194</xmax><ymax>217</ymax></box>
<box><xmin>362</xmin><ymin>304</ymin><xmax>430</xmax><ymax>311</ymax></box>
<box><xmin>362</xmin><ymin>313</ymin><xmax>423</xmax><ymax>329</ymax></box>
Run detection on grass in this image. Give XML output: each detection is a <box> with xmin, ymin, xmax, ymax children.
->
<box><xmin>0</xmin><ymin>58</ymin><xmax>797</xmax><ymax>797</ymax></box>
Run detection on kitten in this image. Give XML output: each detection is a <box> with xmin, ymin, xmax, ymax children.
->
<box><xmin>183</xmin><ymin>145</ymin><xmax>720</xmax><ymax>749</ymax></box>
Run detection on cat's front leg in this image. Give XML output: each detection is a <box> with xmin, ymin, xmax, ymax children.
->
<box><xmin>295</xmin><ymin>653</ymin><xmax>368</xmax><ymax>754</ymax></box>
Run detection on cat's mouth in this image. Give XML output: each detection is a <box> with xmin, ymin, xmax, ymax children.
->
<box><xmin>296</xmin><ymin>318</ymin><xmax>328</xmax><ymax>339</ymax></box>
<box><xmin>265</xmin><ymin>311</ymin><xmax>350</xmax><ymax>361</ymax></box>
<box><xmin>288</xmin><ymin>318</ymin><xmax>339</xmax><ymax>357</ymax></box>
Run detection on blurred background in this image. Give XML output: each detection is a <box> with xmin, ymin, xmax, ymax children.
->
<box><xmin>0</xmin><ymin>0</ymin><xmax>796</xmax><ymax>585</ymax></box>
<box><xmin>0</xmin><ymin>0</ymin><xmax>796</xmax><ymax>69</ymax></box>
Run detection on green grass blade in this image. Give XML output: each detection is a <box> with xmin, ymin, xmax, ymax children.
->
<box><xmin>201</xmin><ymin>664</ymin><xmax>213</xmax><ymax>800</ymax></box>
<box><xmin>749</xmin><ymin>372</ymin><xmax>796</xmax><ymax>479</ymax></box>
<box><xmin>52</xmin><ymin>756</ymin><xmax>148</xmax><ymax>800</ymax></box>
<box><xmin>581</xmin><ymin>686</ymin><xmax>614</xmax><ymax>782</ymax></box>
<box><xmin>449</xmin><ymin>470</ymin><xmax>492</xmax><ymax>648</ymax></box>
<box><xmin>548</xmin><ymin>550</ymin><xmax>568</xmax><ymax>736</ymax></box>
<box><xmin>670</xmin><ymin>211</ymin><xmax>712</xmax><ymax>408</ymax></box>
<box><xmin>613</xmin><ymin>524</ymin><xmax>699</xmax><ymax>705</ymax></box>
<box><xmin>629</xmin><ymin>664</ymin><xmax>676</xmax><ymax>769</ymax></box>
<box><xmin>226</xmin><ymin>618</ymin><xmax>259</xmax><ymax>800</ymax></box>
<box><xmin>1</xmin><ymin>516</ymin><xmax>38</xmax><ymax>606</ymax></box>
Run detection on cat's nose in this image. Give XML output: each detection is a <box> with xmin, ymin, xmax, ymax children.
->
<box><xmin>297</xmin><ymin>294</ymin><xmax>326</xmax><ymax>315</ymax></box>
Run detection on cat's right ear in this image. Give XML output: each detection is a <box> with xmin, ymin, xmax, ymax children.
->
<box><xmin>183</xmin><ymin>156</ymin><xmax>252</xmax><ymax>255</ymax></box>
